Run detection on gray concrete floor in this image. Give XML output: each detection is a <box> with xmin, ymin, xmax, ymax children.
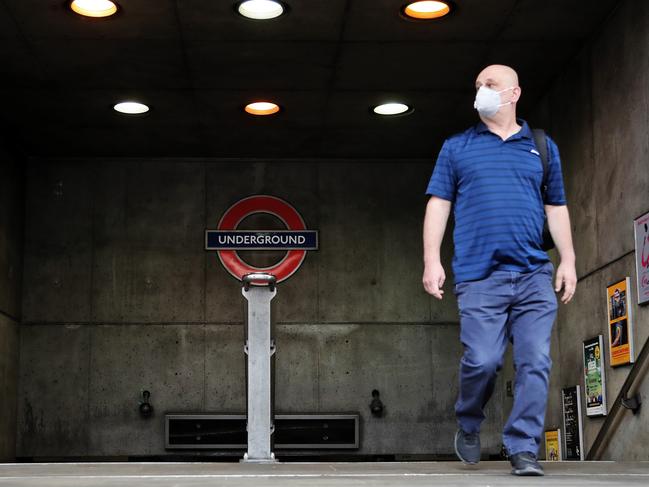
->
<box><xmin>1</xmin><ymin>461</ymin><xmax>649</xmax><ymax>486</ymax></box>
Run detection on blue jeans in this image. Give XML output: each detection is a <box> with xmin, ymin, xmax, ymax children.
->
<box><xmin>453</xmin><ymin>261</ymin><xmax>558</xmax><ymax>456</ymax></box>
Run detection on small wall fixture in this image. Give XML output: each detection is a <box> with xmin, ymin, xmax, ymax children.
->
<box><xmin>621</xmin><ymin>393</ymin><xmax>642</xmax><ymax>415</ymax></box>
<box><xmin>237</xmin><ymin>0</ymin><xmax>285</xmax><ymax>20</ymax></box>
<box><xmin>139</xmin><ymin>390</ymin><xmax>154</xmax><ymax>418</ymax></box>
<box><xmin>113</xmin><ymin>101</ymin><xmax>150</xmax><ymax>115</ymax></box>
<box><xmin>370</xmin><ymin>389</ymin><xmax>384</xmax><ymax>417</ymax></box>
<box><xmin>70</xmin><ymin>0</ymin><xmax>118</xmax><ymax>18</ymax></box>
<box><xmin>402</xmin><ymin>1</ymin><xmax>451</xmax><ymax>20</ymax></box>
<box><xmin>245</xmin><ymin>102</ymin><xmax>281</xmax><ymax>116</ymax></box>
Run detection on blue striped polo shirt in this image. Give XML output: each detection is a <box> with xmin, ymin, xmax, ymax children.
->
<box><xmin>425</xmin><ymin>119</ymin><xmax>567</xmax><ymax>284</ymax></box>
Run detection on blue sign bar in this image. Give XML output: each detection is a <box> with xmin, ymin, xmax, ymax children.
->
<box><xmin>206</xmin><ymin>230</ymin><xmax>318</xmax><ymax>251</ymax></box>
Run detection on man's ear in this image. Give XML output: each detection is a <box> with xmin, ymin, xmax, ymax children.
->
<box><xmin>512</xmin><ymin>86</ymin><xmax>522</xmax><ymax>103</ymax></box>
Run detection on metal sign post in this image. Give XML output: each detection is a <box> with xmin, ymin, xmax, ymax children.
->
<box><xmin>206</xmin><ymin>195</ymin><xmax>319</xmax><ymax>463</ymax></box>
<box><xmin>241</xmin><ymin>273</ymin><xmax>277</xmax><ymax>463</ymax></box>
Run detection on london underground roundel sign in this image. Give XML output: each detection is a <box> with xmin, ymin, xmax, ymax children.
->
<box><xmin>205</xmin><ymin>195</ymin><xmax>318</xmax><ymax>285</ymax></box>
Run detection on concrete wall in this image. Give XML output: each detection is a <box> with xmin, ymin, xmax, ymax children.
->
<box><xmin>531</xmin><ymin>0</ymin><xmax>649</xmax><ymax>461</ymax></box>
<box><xmin>0</xmin><ymin>146</ymin><xmax>24</xmax><ymax>461</ymax></box>
<box><xmin>17</xmin><ymin>159</ymin><xmax>508</xmax><ymax>458</ymax></box>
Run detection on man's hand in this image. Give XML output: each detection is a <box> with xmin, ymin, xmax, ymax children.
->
<box><xmin>555</xmin><ymin>261</ymin><xmax>577</xmax><ymax>304</ymax></box>
<box><xmin>422</xmin><ymin>197</ymin><xmax>452</xmax><ymax>300</ymax></box>
<box><xmin>423</xmin><ymin>262</ymin><xmax>446</xmax><ymax>300</ymax></box>
<box><xmin>545</xmin><ymin>204</ymin><xmax>577</xmax><ymax>304</ymax></box>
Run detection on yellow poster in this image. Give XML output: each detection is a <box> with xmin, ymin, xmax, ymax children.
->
<box><xmin>544</xmin><ymin>429</ymin><xmax>561</xmax><ymax>461</ymax></box>
<box><xmin>607</xmin><ymin>278</ymin><xmax>634</xmax><ymax>367</ymax></box>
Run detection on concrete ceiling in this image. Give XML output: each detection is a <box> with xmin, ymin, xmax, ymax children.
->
<box><xmin>0</xmin><ymin>0</ymin><xmax>618</xmax><ymax>158</ymax></box>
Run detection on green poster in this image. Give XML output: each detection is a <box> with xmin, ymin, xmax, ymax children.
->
<box><xmin>583</xmin><ymin>335</ymin><xmax>607</xmax><ymax>416</ymax></box>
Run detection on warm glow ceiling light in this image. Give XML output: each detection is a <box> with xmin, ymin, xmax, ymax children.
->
<box><xmin>70</xmin><ymin>0</ymin><xmax>118</xmax><ymax>18</ymax></box>
<box><xmin>373</xmin><ymin>103</ymin><xmax>411</xmax><ymax>116</ymax></box>
<box><xmin>113</xmin><ymin>101</ymin><xmax>149</xmax><ymax>115</ymax></box>
<box><xmin>237</xmin><ymin>0</ymin><xmax>285</xmax><ymax>20</ymax></box>
<box><xmin>403</xmin><ymin>1</ymin><xmax>451</xmax><ymax>20</ymax></box>
<box><xmin>245</xmin><ymin>102</ymin><xmax>280</xmax><ymax>116</ymax></box>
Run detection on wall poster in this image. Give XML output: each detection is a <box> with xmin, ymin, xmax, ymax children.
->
<box><xmin>634</xmin><ymin>210</ymin><xmax>649</xmax><ymax>305</ymax></box>
<box><xmin>561</xmin><ymin>385</ymin><xmax>584</xmax><ymax>460</ymax></box>
<box><xmin>544</xmin><ymin>429</ymin><xmax>561</xmax><ymax>461</ymax></box>
<box><xmin>606</xmin><ymin>277</ymin><xmax>634</xmax><ymax>366</ymax></box>
<box><xmin>583</xmin><ymin>335</ymin><xmax>607</xmax><ymax>416</ymax></box>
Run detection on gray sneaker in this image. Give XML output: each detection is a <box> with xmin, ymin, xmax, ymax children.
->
<box><xmin>509</xmin><ymin>451</ymin><xmax>544</xmax><ymax>476</ymax></box>
<box><xmin>454</xmin><ymin>429</ymin><xmax>480</xmax><ymax>465</ymax></box>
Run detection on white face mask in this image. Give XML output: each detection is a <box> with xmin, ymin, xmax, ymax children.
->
<box><xmin>473</xmin><ymin>85</ymin><xmax>514</xmax><ymax>117</ymax></box>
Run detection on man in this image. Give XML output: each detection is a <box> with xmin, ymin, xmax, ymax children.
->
<box><xmin>611</xmin><ymin>289</ymin><xmax>625</xmax><ymax>319</ymax></box>
<box><xmin>422</xmin><ymin>65</ymin><xmax>577</xmax><ymax>476</ymax></box>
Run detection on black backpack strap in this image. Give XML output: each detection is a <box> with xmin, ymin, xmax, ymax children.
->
<box><xmin>531</xmin><ymin>128</ymin><xmax>549</xmax><ymax>197</ymax></box>
<box><xmin>531</xmin><ymin>128</ymin><xmax>555</xmax><ymax>251</ymax></box>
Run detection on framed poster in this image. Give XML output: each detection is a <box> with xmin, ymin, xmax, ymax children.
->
<box><xmin>583</xmin><ymin>335</ymin><xmax>607</xmax><ymax>416</ymax></box>
<box><xmin>544</xmin><ymin>429</ymin><xmax>561</xmax><ymax>461</ymax></box>
<box><xmin>606</xmin><ymin>278</ymin><xmax>634</xmax><ymax>366</ymax></box>
<box><xmin>561</xmin><ymin>385</ymin><xmax>584</xmax><ymax>460</ymax></box>
<box><xmin>635</xmin><ymin>210</ymin><xmax>649</xmax><ymax>305</ymax></box>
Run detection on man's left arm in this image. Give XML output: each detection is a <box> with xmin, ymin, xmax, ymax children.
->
<box><xmin>545</xmin><ymin>204</ymin><xmax>577</xmax><ymax>304</ymax></box>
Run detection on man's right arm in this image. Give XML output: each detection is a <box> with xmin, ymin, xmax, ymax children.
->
<box><xmin>422</xmin><ymin>196</ymin><xmax>452</xmax><ymax>299</ymax></box>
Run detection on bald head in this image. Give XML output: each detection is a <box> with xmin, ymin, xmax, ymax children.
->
<box><xmin>476</xmin><ymin>64</ymin><xmax>519</xmax><ymax>89</ymax></box>
<box><xmin>473</xmin><ymin>64</ymin><xmax>521</xmax><ymax>120</ymax></box>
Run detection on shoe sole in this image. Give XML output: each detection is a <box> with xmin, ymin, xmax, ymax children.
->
<box><xmin>454</xmin><ymin>431</ymin><xmax>479</xmax><ymax>465</ymax></box>
<box><xmin>511</xmin><ymin>467</ymin><xmax>544</xmax><ymax>476</ymax></box>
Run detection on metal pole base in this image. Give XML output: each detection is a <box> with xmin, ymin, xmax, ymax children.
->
<box><xmin>240</xmin><ymin>452</ymin><xmax>278</xmax><ymax>464</ymax></box>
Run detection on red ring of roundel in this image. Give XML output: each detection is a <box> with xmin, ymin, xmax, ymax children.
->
<box><xmin>217</xmin><ymin>195</ymin><xmax>307</xmax><ymax>284</ymax></box>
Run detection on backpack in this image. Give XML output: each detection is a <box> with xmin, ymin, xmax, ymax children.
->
<box><xmin>531</xmin><ymin>129</ymin><xmax>556</xmax><ymax>252</ymax></box>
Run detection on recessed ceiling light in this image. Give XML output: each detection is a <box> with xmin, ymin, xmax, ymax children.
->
<box><xmin>113</xmin><ymin>101</ymin><xmax>149</xmax><ymax>115</ymax></box>
<box><xmin>402</xmin><ymin>1</ymin><xmax>451</xmax><ymax>20</ymax></box>
<box><xmin>373</xmin><ymin>103</ymin><xmax>412</xmax><ymax>116</ymax></box>
<box><xmin>245</xmin><ymin>102</ymin><xmax>280</xmax><ymax>116</ymax></box>
<box><xmin>237</xmin><ymin>0</ymin><xmax>285</xmax><ymax>20</ymax></box>
<box><xmin>70</xmin><ymin>0</ymin><xmax>118</xmax><ymax>18</ymax></box>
